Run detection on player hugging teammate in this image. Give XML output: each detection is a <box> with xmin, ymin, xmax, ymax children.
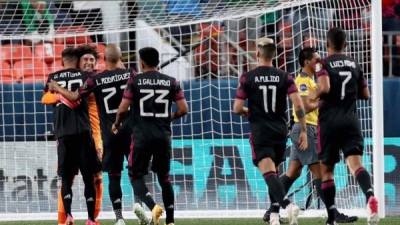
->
<box><xmin>43</xmin><ymin>26</ymin><xmax>379</xmax><ymax>225</ymax></box>
<box><xmin>45</xmin><ymin>45</ymin><xmax>187</xmax><ymax>225</ymax></box>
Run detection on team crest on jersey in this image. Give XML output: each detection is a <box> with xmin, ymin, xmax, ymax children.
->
<box><xmin>300</xmin><ymin>84</ymin><xmax>307</xmax><ymax>92</ymax></box>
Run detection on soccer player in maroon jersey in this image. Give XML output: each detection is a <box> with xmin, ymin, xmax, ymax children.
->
<box><xmin>233</xmin><ymin>38</ymin><xmax>307</xmax><ymax>225</ymax></box>
<box><xmin>311</xmin><ymin>27</ymin><xmax>378</xmax><ymax>225</ymax></box>
<box><xmin>113</xmin><ymin>47</ymin><xmax>188</xmax><ymax>225</ymax></box>
<box><xmin>46</xmin><ymin>47</ymin><xmax>101</xmax><ymax>225</ymax></box>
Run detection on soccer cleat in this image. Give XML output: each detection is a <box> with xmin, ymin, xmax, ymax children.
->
<box><xmin>286</xmin><ymin>203</ymin><xmax>299</xmax><ymax>225</ymax></box>
<box><xmin>326</xmin><ymin>222</ymin><xmax>338</xmax><ymax>225</ymax></box>
<box><xmin>263</xmin><ymin>209</ymin><xmax>271</xmax><ymax>224</ymax></box>
<box><xmin>263</xmin><ymin>209</ymin><xmax>288</xmax><ymax>224</ymax></box>
<box><xmin>134</xmin><ymin>203</ymin><xmax>150</xmax><ymax>225</ymax></box>
<box><xmin>65</xmin><ymin>215</ymin><xmax>74</xmax><ymax>225</ymax></box>
<box><xmin>270</xmin><ymin>212</ymin><xmax>281</xmax><ymax>225</ymax></box>
<box><xmin>114</xmin><ymin>219</ymin><xmax>126</xmax><ymax>225</ymax></box>
<box><xmin>151</xmin><ymin>204</ymin><xmax>164</xmax><ymax>225</ymax></box>
<box><xmin>335</xmin><ymin>211</ymin><xmax>358</xmax><ymax>223</ymax></box>
<box><xmin>85</xmin><ymin>220</ymin><xmax>97</xmax><ymax>225</ymax></box>
<box><xmin>367</xmin><ymin>196</ymin><xmax>379</xmax><ymax>225</ymax></box>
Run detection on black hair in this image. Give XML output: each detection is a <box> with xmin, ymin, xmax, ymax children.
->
<box><xmin>76</xmin><ymin>44</ymin><xmax>99</xmax><ymax>60</ymax></box>
<box><xmin>139</xmin><ymin>47</ymin><xmax>160</xmax><ymax>67</ymax></box>
<box><xmin>327</xmin><ymin>27</ymin><xmax>346</xmax><ymax>51</ymax></box>
<box><xmin>61</xmin><ymin>47</ymin><xmax>78</xmax><ymax>62</ymax></box>
<box><xmin>298</xmin><ymin>47</ymin><xmax>316</xmax><ymax>67</ymax></box>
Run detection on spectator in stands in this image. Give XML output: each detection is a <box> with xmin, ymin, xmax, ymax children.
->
<box><xmin>20</xmin><ymin>0</ymin><xmax>72</xmax><ymax>44</ymax></box>
<box><xmin>383</xmin><ymin>0</ymin><xmax>400</xmax><ymax>31</ymax></box>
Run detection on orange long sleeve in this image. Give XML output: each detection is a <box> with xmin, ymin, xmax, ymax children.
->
<box><xmin>88</xmin><ymin>93</ymin><xmax>103</xmax><ymax>158</ymax></box>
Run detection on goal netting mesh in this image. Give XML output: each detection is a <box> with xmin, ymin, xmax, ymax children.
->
<box><xmin>0</xmin><ymin>0</ymin><xmax>383</xmax><ymax>220</ymax></box>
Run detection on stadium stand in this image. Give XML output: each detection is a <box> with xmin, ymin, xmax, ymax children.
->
<box><xmin>13</xmin><ymin>59</ymin><xmax>50</xmax><ymax>82</ymax></box>
<box><xmin>0</xmin><ymin>44</ymin><xmax>33</xmax><ymax>63</ymax></box>
<box><xmin>0</xmin><ymin>61</ymin><xmax>13</xmax><ymax>83</ymax></box>
<box><xmin>34</xmin><ymin>43</ymin><xmax>65</xmax><ymax>63</ymax></box>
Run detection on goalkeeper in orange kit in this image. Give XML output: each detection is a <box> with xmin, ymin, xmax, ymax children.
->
<box><xmin>74</xmin><ymin>45</ymin><xmax>104</xmax><ymax>224</ymax></box>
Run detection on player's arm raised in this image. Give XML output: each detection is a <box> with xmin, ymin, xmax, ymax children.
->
<box><xmin>310</xmin><ymin>60</ymin><xmax>330</xmax><ymax>100</ymax></box>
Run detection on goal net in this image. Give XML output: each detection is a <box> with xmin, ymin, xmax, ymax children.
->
<box><xmin>0</xmin><ymin>0</ymin><xmax>384</xmax><ymax>220</ymax></box>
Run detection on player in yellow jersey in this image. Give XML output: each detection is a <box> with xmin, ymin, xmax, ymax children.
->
<box><xmin>263</xmin><ymin>47</ymin><xmax>357</xmax><ymax>225</ymax></box>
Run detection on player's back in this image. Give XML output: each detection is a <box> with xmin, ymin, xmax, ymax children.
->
<box><xmin>46</xmin><ymin>68</ymin><xmax>90</xmax><ymax>138</ymax></box>
<box><xmin>126</xmin><ymin>71</ymin><xmax>181</xmax><ymax>141</ymax></box>
<box><xmin>241</xmin><ymin>66</ymin><xmax>296</xmax><ymax>142</ymax></box>
<box><xmin>87</xmin><ymin>68</ymin><xmax>133</xmax><ymax>136</ymax></box>
<box><xmin>318</xmin><ymin>54</ymin><xmax>364</xmax><ymax>122</ymax></box>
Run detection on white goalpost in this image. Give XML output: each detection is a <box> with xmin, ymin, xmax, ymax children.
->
<box><xmin>0</xmin><ymin>0</ymin><xmax>384</xmax><ymax>221</ymax></box>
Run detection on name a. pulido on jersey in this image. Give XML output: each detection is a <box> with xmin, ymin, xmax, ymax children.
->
<box><xmin>255</xmin><ymin>75</ymin><xmax>280</xmax><ymax>83</ymax></box>
<box><xmin>138</xmin><ymin>78</ymin><xmax>171</xmax><ymax>86</ymax></box>
<box><xmin>96</xmin><ymin>72</ymin><xmax>130</xmax><ymax>85</ymax></box>
<box><xmin>53</xmin><ymin>71</ymin><xmax>82</xmax><ymax>79</ymax></box>
<box><xmin>329</xmin><ymin>60</ymin><xmax>356</xmax><ymax>69</ymax></box>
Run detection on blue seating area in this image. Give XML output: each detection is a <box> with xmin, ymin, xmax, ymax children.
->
<box><xmin>0</xmin><ymin>79</ymin><xmax>398</xmax><ymax>141</ymax></box>
<box><xmin>0</xmin><ymin>83</ymin><xmax>52</xmax><ymax>141</ymax></box>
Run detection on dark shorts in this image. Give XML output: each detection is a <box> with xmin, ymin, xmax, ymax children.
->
<box><xmin>290</xmin><ymin>123</ymin><xmax>318</xmax><ymax>166</ymax></box>
<box><xmin>318</xmin><ymin>118</ymin><xmax>364</xmax><ymax>165</ymax></box>
<box><xmin>128</xmin><ymin>136</ymin><xmax>171</xmax><ymax>177</ymax></box>
<box><xmin>102</xmin><ymin>130</ymin><xmax>131</xmax><ymax>173</ymax></box>
<box><xmin>250</xmin><ymin>134</ymin><xmax>286</xmax><ymax>167</ymax></box>
<box><xmin>57</xmin><ymin>132</ymin><xmax>102</xmax><ymax>177</ymax></box>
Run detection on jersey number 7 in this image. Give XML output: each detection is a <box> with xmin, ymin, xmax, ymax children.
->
<box><xmin>339</xmin><ymin>71</ymin><xmax>352</xmax><ymax>100</ymax></box>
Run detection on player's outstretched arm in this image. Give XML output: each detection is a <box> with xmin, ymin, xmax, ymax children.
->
<box><xmin>290</xmin><ymin>92</ymin><xmax>308</xmax><ymax>150</ymax></box>
<box><xmin>112</xmin><ymin>98</ymin><xmax>131</xmax><ymax>134</ymax></box>
<box><xmin>232</xmin><ymin>99</ymin><xmax>248</xmax><ymax>117</ymax></box>
<box><xmin>171</xmin><ymin>99</ymin><xmax>188</xmax><ymax>120</ymax></box>
<box><xmin>48</xmin><ymin>80</ymin><xmax>80</xmax><ymax>102</ymax></box>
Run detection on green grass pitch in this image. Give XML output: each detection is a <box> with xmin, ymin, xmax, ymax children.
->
<box><xmin>1</xmin><ymin>218</ymin><xmax>400</xmax><ymax>225</ymax></box>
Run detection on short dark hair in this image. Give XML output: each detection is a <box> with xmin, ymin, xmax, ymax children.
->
<box><xmin>139</xmin><ymin>47</ymin><xmax>160</xmax><ymax>67</ymax></box>
<box><xmin>327</xmin><ymin>27</ymin><xmax>346</xmax><ymax>51</ymax></box>
<box><xmin>76</xmin><ymin>44</ymin><xmax>99</xmax><ymax>60</ymax></box>
<box><xmin>258</xmin><ymin>43</ymin><xmax>276</xmax><ymax>59</ymax></box>
<box><xmin>298</xmin><ymin>47</ymin><xmax>316</xmax><ymax>67</ymax></box>
<box><xmin>61</xmin><ymin>47</ymin><xmax>78</xmax><ymax>62</ymax></box>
